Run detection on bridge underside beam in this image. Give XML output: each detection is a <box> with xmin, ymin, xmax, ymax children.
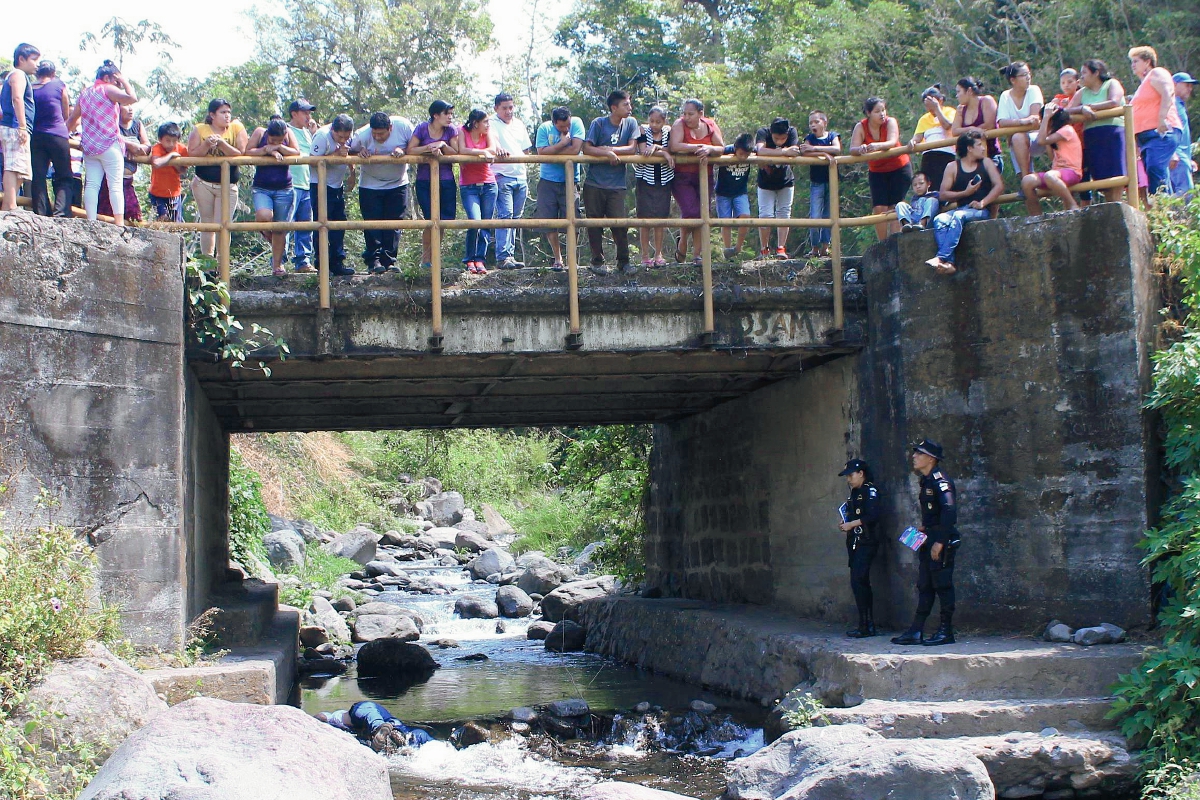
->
<box><xmin>191</xmin><ymin>348</ymin><xmax>857</xmax><ymax>431</ymax></box>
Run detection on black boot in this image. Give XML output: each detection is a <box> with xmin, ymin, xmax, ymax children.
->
<box><xmin>846</xmin><ymin>612</ymin><xmax>869</xmax><ymax>638</ymax></box>
<box><xmin>863</xmin><ymin>608</ymin><xmax>878</xmax><ymax>637</ymax></box>
<box><xmin>890</xmin><ymin>627</ymin><xmax>924</xmax><ymax>645</ymax></box>
<box><xmin>924</xmin><ymin>611</ymin><xmax>955</xmax><ymax>646</ymax></box>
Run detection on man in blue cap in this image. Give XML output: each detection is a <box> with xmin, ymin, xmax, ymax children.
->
<box><xmin>1170</xmin><ymin>72</ymin><xmax>1196</xmax><ymax>197</ymax></box>
<box><xmin>892</xmin><ymin>439</ymin><xmax>960</xmax><ymax>646</ymax></box>
<box><xmin>838</xmin><ymin>458</ymin><xmax>881</xmax><ymax>638</ymax></box>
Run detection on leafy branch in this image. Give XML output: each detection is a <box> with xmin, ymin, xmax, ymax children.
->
<box><xmin>185</xmin><ymin>258</ymin><xmax>290</xmax><ymax>376</ymax></box>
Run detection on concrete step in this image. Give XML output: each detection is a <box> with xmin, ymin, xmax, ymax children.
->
<box><xmin>146</xmin><ymin>607</ymin><xmax>299</xmax><ymax>706</ymax></box>
<box><xmin>207</xmin><ymin>579</ymin><xmax>279</xmax><ymax>647</ymax></box>
<box><xmin>820</xmin><ymin>697</ymin><xmax>1116</xmax><ymax>739</ymax></box>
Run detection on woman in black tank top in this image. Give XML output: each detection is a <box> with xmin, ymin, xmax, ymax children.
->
<box><xmin>927</xmin><ymin>131</ymin><xmax>1004</xmax><ymax>275</ymax></box>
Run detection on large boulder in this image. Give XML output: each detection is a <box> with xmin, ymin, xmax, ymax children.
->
<box><xmin>269</xmin><ymin>514</ymin><xmax>322</xmax><ymax>544</ymax></box>
<box><xmin>77</xmin><ymin>697</ymin><xmax>390</xmax><ymax>800</ymax></box>
<box><xmin>364</xmin><ymin>560</ymin><xmax>407</xmax><ymax>578</ymax></box>
<box><xmin>455</xmin><ymin>529</ymin><xmax>492</xmax><ymax>553</ymax></box>
<box><xmin>349</xmin><ymin>602</ymin><xmax>425</xmax><ymax>631</ymax></box>
<box><xmin>574</xmin><ymin>541</ymin><xmax>605</xmax><ymax>575</ymax></box>
<box><xmin>323</xmin><ymin>530</ymin><xmax>379</xmax><ymax>566</ymax></box>
<box><xmin>17</xmin><ymin>642</ymin><xmax>166</xmax><ymax>792</ymax></box>
<box><xmin>426</xmin><ymin>491</ymin><xmax>466</xmax><ymax>526</ymax></box>
<box><xmin>424</xmin><ymin>526</ymin><xmax>461</xmax><ymax>550</ymax></box>
<box><xmin>356</xmin><ymin>639</ymin><xmax>440</xmax><ymax>681</ymax></box>
<box><xmin>527</xmin><ymin>620</ymin><xmax>556</xmax><ymax>640</ymax></box>
<box><xmin>545</xmin><ymin>620</ymin><xmax>587</xmax><ymax>652</ymax></box>
<box><xmin>540</xmin><ymin>576</ymin><xmax>618</xmax><ymax>623</ymax></box>
<box><xmin>968</xmin><ymin>731</ymin><xmax>1137</xmax><ymax>798</ymax></box>
<box><xmin>455</xmin><ymin>595</ymin><xmax>500</xmax><ymax>619</ymax></box>
<box><xmin>352</xmin><ymin>614</ymin><xmax>421</xmax><ymax>643</ymax></box>
<box><xmin>454</xmin><ymin>519</ymin><xmax>492</xmax><ymax>537</ymax></box>
<box><xmin>309</xmin><ymin>596</ymin><xmax>351</xmax><ymax>643</ymax></box>
<box><xmin>516</xmin><ymin>556</ymin><xmax>576</xmax><ymax>596</ymax></box>
<box><xmin>469</xmin><ymin>547</ymin><xmax>516</xmax><ymax>580</ymax></box>
<box><xmin>496</xmin><ymin>585</ymin><xmax>534</xmax><ymax>618</ymax></box>
<box><xmin>482</xmin><ymin>503</ymin><xmax>517</xmax><ymax>539</ymax></box>
<box><xmin>263</xmin><ymin>529</ymin><xmax>306</xmax><ymax>571</ymax></box>
<box><xmin>725</xmin><ymin>724</ymin><xmax>993</xmax><ymax>800</ymax></box>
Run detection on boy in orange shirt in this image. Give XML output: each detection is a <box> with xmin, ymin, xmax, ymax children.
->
<box><xmin>149</xmin><ymin>122</ymin><xmax>188</xmax><ymax>221</ymax></box>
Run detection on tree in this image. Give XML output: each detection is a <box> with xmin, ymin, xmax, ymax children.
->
<box><xmin>79</xmin><ymin>17</ymin><xmax>179</xmax><ymax>70</ymax></box>
<box><xmin>252</xmin><ymin>0</ymin><xmax>493</xmax><ymax>116</ymax></box>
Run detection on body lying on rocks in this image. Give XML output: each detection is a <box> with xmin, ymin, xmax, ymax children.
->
<box><xmin>316</xmin><ymin>701</ymin><xmax>434</xmax><ymax>753</ymax></box>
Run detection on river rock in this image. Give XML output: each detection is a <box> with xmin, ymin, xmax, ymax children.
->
<box><xmin>482</xmin><ymin>503</ymin><xmax>516</xmax><ymax>538</ymax></box>
<box><xmin>511</xmin><ymin>707</ymin><xmax>538</xmax><ymax>723</ymax></box>
<box><xmin>300</xmin><ymin>625</ymin><xmax>330</xmax><ymax>647</ymax></box>
<box><xmin>968</xmin><ymin>731</ymin><xmax>1137</xmax><ymax>797</ymax></box>
<box><xmin>690</xmin><ymin>700</ymin><xmax>717</xmax><ymax>714</ymax></box>
<box><xmin>540</xmin><ymin>576</ymin><xmax>618</xmax><ymax>623</ymax></box>
<box><xmin>310</xmin><ymin>596</ymin><xmax>351</xmax><ymax>642</ymax></box>
<box><xmin>456</xmin><ymin>722</ymin><xmax>491</xmax><ymax>747</ymax></box>
<box><xmin>516</xmin><ymin>551</ymin><xmax>546</xmax><ymax>567</ymax></box>
<box><xmin>546</xmin><ymin>698</ymin><xmax>590</xmax><ymax>717</ymax></box>
<box><xmin>455</xmin><ymin>595</ymin><xmax>500</xmax><ymax>619</ymax></box>
<box><xmin>17</xmin><ymin>642</ymin><xmax>167</xmax><ymax>793</ymax></box>
<box><xmin>455</xmin><ymin>530</ymin><xmax>492</xmax><ymax>553</ymax></box>
<box><xmin>582</xmin><ymin>783</ymin><xmax>700</xmax><ymax>800</ymax></box>
<box><xmin>77</xmin><ymin>697</ymin><xmax>390</xmax><ymax>800</ymax></box>
<box><xmin>516</xmin><ymin>556</ymin><xmax>577</xmax><ymax>595</ymax></box>
<box><xmin>263</xmin><ymin>529</ymin><xmax>306</xmax><ymax>571</ymax></box>
<box><xmin>426</xmin><ymin>491</ymin><xmax>466</xmax><ymax>526</ymax></box>
<box><xmin>356</xmin><ymin>640</ymin><xmax>440</xmax><ymax>680</ymax></box>
<box><xmin>269</xmin><ymin>514</ymin><xmax>321</xmax><ymax>544</ymax></box>
<box><xmin>298</xmin><ymin>657</ymin><xmax>348</xmax><ymax>677</ymax></box>
<box><xmin>332</xmin><ymin>596</ymin><xmax>356</xmax><ymax>613</ymax></box>
<box><xmin>350</xmin><ymin>602</ymin><xmax>425</xmax><ymax>631</ymax></box>
<box><xmin>545</xmin><ymin>620</ymin><xmax>586</xmax><ymax>652</ymax></box>
<box><xmin>364</xmin><ymin>560</ymin><xmax>407</xmax><ymax>578</ymax></box>
<box><xmin>573</xmin><ymin>541</ymin><xmax>605</xmax><ymax>575</ymax></box>
<box><xmin>496</xmin><ymin>585</ymin><xmax>535</xmax><ymax>618</ymax></box>
<box><xmin>422</xmin><ymin>476</ymin><xmax>443</xmax><ymax>496</ymax></box>
<box><xmin>352</xmin><ymin>614</ymin><xmax>420</xmax><ymax>643</ymax></box>
<box><xmin>725</xmin><ymin>724</ymin><xmax>993</xmax><ymax>800</ymax></box>
<box><xmin>470</xmin><ymin>547</ymin><xmax>516</xmax><ymax>579</ymax></box>
<box><xmin>1073</xmin><ymin>624</ymin><xmax>1126</xmax><ymax>646</ymax></box>
<box><xmin>527</xmin><ymin>620</ymin><xmax>556</xmax><ymax>640</ymax></box>
<box><xmin>454</xmin><ymin>519</ymin><xmax>491</xmax><ymax>537</ymax></box>
<box><xmin>323</xmin><ymin>530</ymin><xmax>379</xmax><ymax>565</ymax></box>
<box><xmin>1044</xmin><ymin>621</ymin><xmax>1074</xmax><ymax>643</ymax></box>
<box><xmin>424</xmin><ymin>526</ymin><xmax>461</xmax><ymax>550</ymax></box>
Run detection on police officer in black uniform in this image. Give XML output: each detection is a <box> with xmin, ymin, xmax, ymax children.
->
<box><xmin>838</xmin><ymin>458</ymin><xmax>882</xmax><ymax>638</ymax></box>
<box><xmin>891</xmin><ymin>439</ymin><xmax>960</xmax><ymax>646</ymax></box>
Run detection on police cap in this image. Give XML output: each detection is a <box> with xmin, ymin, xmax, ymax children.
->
<box><xmin>912</xmin><ymin>439</ymin><xmax>943</xmax><ymax>460</ymax></box>
<box><xmin>838</xmin><ymin>458</ymin><xmax>869</xmax><ymax>476</ymax></box>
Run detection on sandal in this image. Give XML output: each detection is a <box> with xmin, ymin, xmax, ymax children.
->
<box><xmin>551</xmin><ymin>261</ymin><xmax>565</xmax><ymax>272</ymax></box>
<box><xmin>925</xmin><ymin>256</ymin><xmax>957</xmax><ymax>276</ymax></box>
<box><xmin>272</xmin><ymin>266</ymin><xmax>286</xmax><ymax>277</ymax></box>
<box><xmin>652</xmin><ymin>256</ymin><xmax>668</xmax><ymax>267</ymax></box>
<box><xmin>642</xmin><ymin>258</ymin><xmax>654</xmax><ymax>268</ymax></box>
<box><xmin>675</xmin><ymin>248</ymin><xmax>686</xmax><ymax>263</ymax></box>
<box><xmin>692</xmin><ymin>256</ymin><xmax>704</xmax><ymax>266</ymax></box>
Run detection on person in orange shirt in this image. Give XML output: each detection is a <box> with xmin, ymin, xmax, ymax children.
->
<box><xmin>149</xmin><ymin>121</ymin><xmax>188</xmax><ymax>222</ymax></box>
<box><xmin>1021</xmin><ymin>104</ymin><xmax>1083</xmax><ymax>215</ymax></box>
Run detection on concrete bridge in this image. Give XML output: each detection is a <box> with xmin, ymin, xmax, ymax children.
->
<box><xmin>0</xmin><ymin>201</ymin><xmax>1156</xmax><ymax>653</ymax></box>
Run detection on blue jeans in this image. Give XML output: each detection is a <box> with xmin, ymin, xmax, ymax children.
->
<box><xmin>1137</xmin><ymin>129</ymin><xmax>1180</xmax><ymax>196</ymax></box>
<box><xmin>494</xmin><ymin>175</ymin><xmax>528</xmax><ymax>261</ymax></box>
<box><xmin>289</xmin><ymin>186</ymin><xmax>313</xmax><ymax>268</ymax></box>
<box><xmin>933</xmin><ymin>207</ymin><xmax>990</xmax><ymax>263</ymax></box>
<box><xmin>461</xmin><ymin>182</ymin><xmax>497</xmax><ymax>262</ymax></box>
<box><xmin>808</xmin><ymin>182</ymin><xmax>831</xmax><ymax>247</ymax></box>
<box><xmin>1170</xmin><ymin>159</ymin><xmax>1194</xmax><ymax>197</ymax></box>
<box><xmin>348</xmin><ymin>701</ymin><xmax>433</xmax><ymax>746</ymax></box>
<box><xmin>252</xmin><ymin>187</ymin><xmax>295</xmax><ymax>221</ymax></box>
<box><xmin>896</xmin><ymin>196</ymin><xmax>939</xmax><ymax>225</ymax></box>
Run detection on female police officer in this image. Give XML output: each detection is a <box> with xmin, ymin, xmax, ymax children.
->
<box><xmin>838</xmin><ymin>458</ymin><xmax>881</xmax><ymax>637</ymax></box>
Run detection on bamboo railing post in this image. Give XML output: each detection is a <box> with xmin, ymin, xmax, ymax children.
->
<box><xmin>829</xmin><ymin>154</ymin><xmax>844</xmax><ymax>333</ymax></box>
<box><xmin>564</xmin><ymin>159</ymin><xmax>582</xmax><ymax>349</ymax></box>
<box><xmin>1124</xmin><ymin>106</ymin><xmax>1139</xmax><ymax>210</ymax></box>
<box><xmin>429</xmin><ymin>157</ymin><xmax>444</xmax><ymax>352</ymax></box>
<box><xmin>698</xmin><ymin>162</ymin><xmax>715</xmax><ymax>344</ymax></box>
<box><xmin>218</xmin><ymin>161</ymin><xmax>231</xmax><ymax>285</ymax></box>
<box><xmin>316</xmin><ymin>161</ymin><xmax>330</xmax><ymax>310</ymax></box>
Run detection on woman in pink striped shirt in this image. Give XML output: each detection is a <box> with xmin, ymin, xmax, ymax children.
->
<box><xmin>67</xmin><ymin>61</ymin><xmax>137</xmax><ymax>225</ymax></box>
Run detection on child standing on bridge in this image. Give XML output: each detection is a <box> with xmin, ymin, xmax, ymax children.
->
<box><xmin>149</xmin><ymin>122</ymin><xmax>188</xmax><ymax>222</ymax></box>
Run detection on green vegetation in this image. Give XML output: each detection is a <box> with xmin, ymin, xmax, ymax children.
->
<box><xmin>0</xmin><ymin>522</ymin><xmax>125</xmax><ymax>800</ymax></box>
<box><xmin>1111</xmin><ymin>197</ymin><xmax>1200</xmax><ymax>799</ymax></box>
<box><xmin>780</xmin><ymin>693</ymin><xmax>828</xmax><ymax>730</ymax></box>
<box><xmin>228</xmin><ymin>449</ymin><xmax>271</xmax><ymax>570</ymax></box>
<box><xmin>185</xmin><ymin>259</ymin><xmax>289</xmax><ymax>374</ymax></box>
<box><xmin>277</xmin><ymin>549</ymin><xmax>363</xmax><ymax>610</ymax></box>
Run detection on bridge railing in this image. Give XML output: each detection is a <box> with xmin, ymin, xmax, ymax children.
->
<box><xmin>4</xmin><ymin>107</ymin><xmax>1136</xmax><ymax>351</ymax></box>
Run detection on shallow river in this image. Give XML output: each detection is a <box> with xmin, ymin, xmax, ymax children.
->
<box><xmin>300</xmin><ymin>563</ymin><xmax>765</xmax><ymax>799</ymax></box>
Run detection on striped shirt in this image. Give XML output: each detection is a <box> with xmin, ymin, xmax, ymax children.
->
<box><xmin>79</xmin><ymin>83</ymin><xmax>121</xmax><ymax>157</ymax></box>
<box><xmin>633</xmin><ymin>125</ymin><xmax>673</xmax><ymax>186</ymax></box>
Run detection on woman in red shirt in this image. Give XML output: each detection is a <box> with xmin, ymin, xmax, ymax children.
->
<box><xmin>850</xmin><ymin>97</ymin><xmax>911</xmax><ymax>241</ymax></box>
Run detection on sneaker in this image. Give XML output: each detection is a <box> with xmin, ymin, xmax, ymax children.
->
<box><xmin>420</xmin><ymin>261</ymin><xmax>433</xmax><ymax>270</ymax></box>
<box><xmin>294</xmin><ymin>264</ymin><xmax>317</xmax><ymax>274</ymax></box>
<box><xmin>775</xmin><ymin>246</ymin><xmax>788</xmax><ymax>259</ymax></box>
<box><xmin>384</xmin><ymin>264</ymin><xmax>401</xmax><ymax>273</ymax></box>
<box><xmin>369</xmin><ymin>260</ymin><xmax>386</xmax><ymax>274</ymax></box>
<box><xmin>371</xmin><ymin>723</ymin><xmax>397</xmax><ymax>753</ymax></box>
<box><xmin>590</xmin><ymin>263</ymin><xmax>611</xmax><ymax>276</ymax></box>
<box><xmin>331</xmin><ymin>265</ymin><xmax>356</xmax><ymax>276</ymax></box>
<box><xmin>759</xmin><ymin>248</ymin><xmax>771</xmax><ymax>259</ymax></box>
<box><xmin>723</xmin><ymin>246</ymin><xmax>737</xmax><ymax>260</ymax></box>
<box><xmin>901</xmin><ymin>223</ymin><xmax>915</xmax><ymax>232</ymax></box>
<box><xmin>499</xmin><ymin>257</ymin><xmax>522</xmax><ymax>270</ymax></box>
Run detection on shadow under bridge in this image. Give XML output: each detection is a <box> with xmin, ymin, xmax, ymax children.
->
<box><xmin>190</xmin><ymin>269</ymin><xmax>865</xmax><ymax>431</ymax></box>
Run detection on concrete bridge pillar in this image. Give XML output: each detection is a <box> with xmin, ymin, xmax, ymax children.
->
<box><xmin>646</xmin><ymin>203</ymin><xmax>1156</xmax><ymax>631</ymax></box>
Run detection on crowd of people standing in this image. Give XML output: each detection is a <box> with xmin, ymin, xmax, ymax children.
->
<box><xmin>2</xmin><ymin>41</ymin><xmax>1196</xmax><ymax>276</ymax></box>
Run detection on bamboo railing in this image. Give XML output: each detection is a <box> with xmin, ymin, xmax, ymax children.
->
<box><xmin>2</xmin><ymin>106</ymin><xmax>1137</xmax><ymax>351</ymax></box>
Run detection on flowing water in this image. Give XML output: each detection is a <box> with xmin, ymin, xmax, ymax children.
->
<box><xmin>300</xmin><ymin>562</ymin><xmax>765</xmax><ymax>799</ymax></box>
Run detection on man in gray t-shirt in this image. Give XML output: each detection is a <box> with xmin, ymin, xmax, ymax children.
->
<box><xmin>349</xmin><ymin>112</ymin><xmax>415</xmax><ymax>272</ymax></box>
<box><xmin>581</xmin><ymin>90</ymin><xmax>640</xmax><ymax>272</ymax></box>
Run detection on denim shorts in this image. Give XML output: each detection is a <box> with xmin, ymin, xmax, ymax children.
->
<box><xmin>252</xmin><ymin>187</ymin><xmax>295</xmax><ymax>221</ymax></box>
<box><xmin>716</xmin><ymin>194</ymin><xmax>750</xmax><ymax>218</ymax></box>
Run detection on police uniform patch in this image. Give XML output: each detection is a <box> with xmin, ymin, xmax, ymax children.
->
<box><xmin>938</xmin><ymin>481</ymin><xmax>950</xmax><ymax>492</ymax></box>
